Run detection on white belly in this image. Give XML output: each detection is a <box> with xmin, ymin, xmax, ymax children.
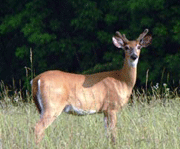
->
<box><xmin>63</xmin><ymin>105</ymin><xmax>97</xmax><ymax>115</ymax></box>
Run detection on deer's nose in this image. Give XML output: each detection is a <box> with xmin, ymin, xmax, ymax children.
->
<box><xmin>130</xmin><ymin>54</ymin><xmax>138</xmax><ymax>60</ymax></box>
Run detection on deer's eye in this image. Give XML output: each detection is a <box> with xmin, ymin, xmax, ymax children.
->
<box><xmin>124</xmin><ymin>46</ymin><xmax>129</xmax><ymax>50</ymax></box>
<box><xmin>137</xmin><ymin>45</ymin><xmax>141</xmax><ymax>50</ymax></box>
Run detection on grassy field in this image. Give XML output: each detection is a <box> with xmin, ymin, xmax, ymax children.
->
<box><xmin>0</xmin><ymin>93</ymin><xmax>180</xmax><ymax>149</ymax></box>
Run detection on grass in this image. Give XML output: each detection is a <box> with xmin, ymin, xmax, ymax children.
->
<box><xmin>0</xmin><ymin>93</ymin><xmax>180</xmax><ymax>149</ymax></box>
<box><xmin>0</xmin><ymin>79</ymin><xmax>180</xmax><ymax>148</ymax></box>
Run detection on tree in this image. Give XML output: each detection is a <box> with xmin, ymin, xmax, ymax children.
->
<box><xmin>0</xmin><ymin>0</ymin><xmax>180</xmax><ymax>90</ymax></box>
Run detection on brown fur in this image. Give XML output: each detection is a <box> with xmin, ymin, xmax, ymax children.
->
<box><xmin>31</xmin><ymin>29</ymin><xmax>152</xmax><ymax>144</ymax></box>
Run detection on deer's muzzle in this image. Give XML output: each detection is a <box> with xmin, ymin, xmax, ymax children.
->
<box><xmin>130</xmin><ymin>54</ymin><xmax>138</xmax><ymax>60</ymax></box>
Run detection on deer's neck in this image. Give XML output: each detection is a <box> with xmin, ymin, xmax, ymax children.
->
<box><xmin>117</xmin><ymin>58</ymin><xmax>138</xmax><ymax>88</ymax></box>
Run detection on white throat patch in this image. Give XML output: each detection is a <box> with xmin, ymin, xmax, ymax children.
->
<box><xmin>128</xmin><ymin>58</ymin><xmax>139</xmax><ymax>68</ymax></box>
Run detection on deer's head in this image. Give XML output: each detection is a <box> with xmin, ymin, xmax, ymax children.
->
<box><xmin>112</xmin><ymin>29</ymin><xmax>152</xmax><ymax>67</ymax></box>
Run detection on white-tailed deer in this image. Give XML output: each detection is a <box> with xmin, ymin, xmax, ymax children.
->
<box><xmin>31</xmin><ymin>29</ymin><xmax>152</xmax><ymax>144</ymax></box>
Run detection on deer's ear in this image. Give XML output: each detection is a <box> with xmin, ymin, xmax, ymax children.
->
<box><xmin>139</xmin><ymin>35</ymin><xmax>152</xmax><ymax>47</ymax></box>
<box><xmin>112</xmin><ymin>37</ymin><xmax>124</xmax><ymax>48</ymax></box>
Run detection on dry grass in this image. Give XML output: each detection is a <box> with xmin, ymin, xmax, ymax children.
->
<box><xmin>0</xmin><ymin>81</ymin><xmax>180</xmax><ymax>148</ymax></box>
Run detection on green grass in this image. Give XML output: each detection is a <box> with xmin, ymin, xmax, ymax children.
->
<box><xmin>0</xmin><ymin>96</ymin><xmax>180</xmax><ymax>149</ymax></box>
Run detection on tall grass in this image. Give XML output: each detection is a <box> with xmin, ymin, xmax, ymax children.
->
<box><xmin>1</xmin><ymin>49</ymin><xmax>180</xmax><ymax>148</ymax></box>
<box><xmin>0</xmin><ymin>80</ymin><xmax>180</xmax><ymax>149</ymax></box>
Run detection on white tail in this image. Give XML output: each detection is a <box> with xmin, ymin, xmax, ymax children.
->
<box><xmin>31</xmin><ymin>29</ymin><xmax>152</xmax><ymax>144</ymax></box>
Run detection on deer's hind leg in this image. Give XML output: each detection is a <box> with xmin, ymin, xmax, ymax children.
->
<box><xmin>33</xmin><ymin>79</ymin><xmax>68</xmax><ymax>144</ymax></box>
<box><xmin>34</xmin><ymin>99</ymin><xmax>67</xmax><ymax>144</ymax></box>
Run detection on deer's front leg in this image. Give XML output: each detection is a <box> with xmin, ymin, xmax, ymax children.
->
<box><xmin>104</xmin><ymin>110</ymin><xmax>117</xmax><ymax>144</ymax></box>
<box><xmin>109</xmin><ymin>110</ymin><xmax>117</xmax><ymax>143</ymax></box>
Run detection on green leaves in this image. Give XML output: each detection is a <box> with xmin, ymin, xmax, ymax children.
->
<box><xmin>97</xmin><ymin>31</ymin><xmax>111</xmax><ymax>44</ymax></box>
<box><xmin>165</xmin><ymin>54</ymin><xmax>180</xmax><ymax>76</ymax></box>
<box><xmin>0</xmin><ymin>0</ymin><xmax>180</xmax><ymax>87</ymax></box>
<box><xmin>71</xmin><ymin>1</ymin><xmax>102</xmax><ymax>31</ymax></box>
<box><xmin>28</xmin><ymin>32</ymin><xmax>56</xmax><ymax>44</ymax></box>
<box><xmin>15</xmin><ymin>46</ymin><xmax>29</xmax><ymax>59</ymax></box>
<box><xmin>128</xmin><ymin>0</ymin><xmax>165</xmax><ymax>11</ymax></box>
<box><xmin>104</xmin><ymin>14</ymin><xmax>118</xmax><ymax>26</ymax></box>
<box><xmin>153</xmin><ymin>24</ymin><xmax>167</xmax><ymax>36</ymax></box>
<box><xmin>172</xmin><ymin>21</ymin><xmax>180</xmax><ymax>43</ymax></box>
<box><xmin>0</xmin><ymin>13</ymin><xmax>24</xmax><ymax>34</ymax></box>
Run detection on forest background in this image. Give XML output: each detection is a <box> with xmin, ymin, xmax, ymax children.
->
<box><xmin>0</xmin><ymin>0</ymin><xmax>180</xmax><ymax>93</ymax></box>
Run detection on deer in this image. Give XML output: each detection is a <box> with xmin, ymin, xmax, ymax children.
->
<box><xmin>31</xmin><ymin>29</ymin><xmax>152</xmax><ymax>144</ymax></box>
